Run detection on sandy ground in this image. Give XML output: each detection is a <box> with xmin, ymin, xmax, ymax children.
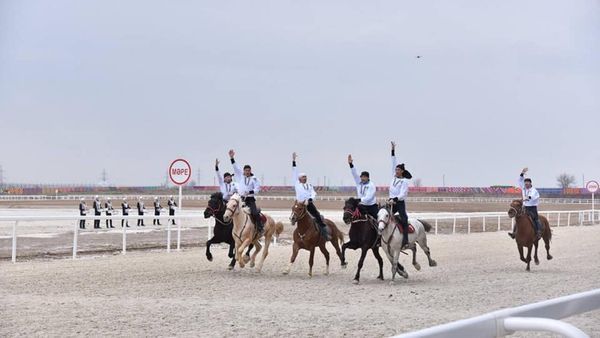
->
<box><xmin>1</xmin><ymin>226</ymin><xmax>599</xmax><ymax>337</ymax></box>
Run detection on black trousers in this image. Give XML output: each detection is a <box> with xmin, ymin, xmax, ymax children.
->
<box><xmin>392</xmin><ymin>200</ymin><xmax>409</xmax><ymax>242</ymax></box>
<box><xmin>243</xmin><ymin>197</ymin><xmax>262</xmax><ymax>227</ymax></box>
<box><xmin>525</xmin><ymin>206</ymin><xmax>542</xmax><ymax>232</ymax></box>
<box><xmin>358</xmin><ymin>204</ymin><xmax>379</xmax><ymax>220</ymax></box>
<box><xmin>306</xmin><ymin>201</ymin><xmax>325</xmax><ymax>227</ymax></box>
<box><xmin>137</xmin><ymin>212</ymin><xmax>144</xmax><ymax>226</ymax></box>
<box><xmin>153</xmin><ymin>211</ymin><xmax>161</xmax><ymax>225</ymax></box>
<box><xmin>105</xmin><ymin>214</ymin><xmax>113</xmax><ymax>227</ymax></box>
<box><xmin>169</xmin><ymin>209</ymin><xmax>176</xmax><ymax>224</ymax></box>
<box><xmin>94</xmin><ymin>212</ymin><xmax>101</xmax><ymax>228</ymax></box>
<box><xmin>79</xmin><ymin>219</ymin><xmax>86</xmax><ymax>229</ymax></box>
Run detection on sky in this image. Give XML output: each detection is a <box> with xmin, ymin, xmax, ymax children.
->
<box><xmin>0</xmin><ymin>0</ymin><xmax>599</xmax><ymax>187</ymax></box>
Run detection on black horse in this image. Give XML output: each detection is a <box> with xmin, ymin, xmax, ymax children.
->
<box><xmin>204</xmin><ymin>192</ymin><xmax>253</xmax><ymax>270</ymax></box>
<box><xmin>341</xmin><ymin>198</ymin><xmax>406</xmax><ymax>284</ymax></box>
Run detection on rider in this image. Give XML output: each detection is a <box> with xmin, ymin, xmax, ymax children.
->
<box><xmin>229</xmin><ymin>149</ymin><xmax>263</xmax><ymax>233</ymax></box>
<box><xmin>389</xmin><ymin>141</ymin><xmax>413</xmax><ymax>249</ymax></box>
<box><xmin>347</xmin><ymin>154</ymin><xmax>378</xmax><ymax>220</ymax></box>
<box><xmin>215</xmin><ymin>158</ymin><xmax>238</xmax><ymax>202</ymax></box>
<box><xmin>509</xmin><ymin>167</ymin><xmax>542</xmax><ymax>240</ymax></box>
<box><xmin>292</xmin><ymin>152</ymin><xmax>330</xmax><ymax>240</ymax></box>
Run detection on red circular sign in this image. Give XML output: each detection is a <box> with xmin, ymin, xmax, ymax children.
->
<box><xmin>169</xmin><ymin>159</ymin><xmax>192</xmax><ymax>185</ymax></box>
<box><xmin>586</xmin><ymin>180</ymin><xmax>599</xmax><ymax>194</ymax></box>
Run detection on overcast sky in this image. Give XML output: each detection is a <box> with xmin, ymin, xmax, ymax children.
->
<box><xmin>1</xmin><ymin>1</ymin><xmax>599</xmax><ymax>187</ymax></box>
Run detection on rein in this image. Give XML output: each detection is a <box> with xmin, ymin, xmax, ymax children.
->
<box><xmin>293</xmin><ymin>204</ymin><xmax>319</xmax><ymax>242</ymax></box>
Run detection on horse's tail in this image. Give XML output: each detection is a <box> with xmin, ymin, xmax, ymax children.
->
<box><xmin>337</xmin><ymin>229</ymin><xmax>345</xmax><ymax>246</ymax></box>
<box><xmin>274</xmin><ymin>221</ymin><xmax>284</xmax><ymax>238</ymax></box>
<box><xmin>418</xmin><ymin>219</ymin><xmax>433</xmax><ymax>233</ymax></box>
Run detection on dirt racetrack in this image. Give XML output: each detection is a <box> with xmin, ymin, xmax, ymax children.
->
<box><xmin>1</xmin><ymin>225</ymin><xmax>599</xmax><ymax>337</ymax></box>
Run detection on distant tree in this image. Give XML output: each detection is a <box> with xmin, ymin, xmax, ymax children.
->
<box><xmin>556</xmin><ymin>173</ymin><xmax>576</xmax><ymax>189</ymax></box>
<box><xmin>413</xmin><ymin>178</ymin><xmax>422</xmax><ymax>187</ymax></box>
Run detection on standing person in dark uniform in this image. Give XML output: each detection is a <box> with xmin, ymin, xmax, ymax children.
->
<box><xmin>389</xmin><ymin>141</ymin><xmax>413</xmax><ymax>249</ymax></box>
<box><xmin>153</xmin><ymin>197</ymin><xmax>162</xmax><ymax>225</ymax></box>
<box><xmin>93</xmin><ymin>195</ymin><xmax>102</xmax><ymax>229</ymax></box>
<box><xmin>121</xmin><ymin>197</ymin><xmax>131</xmax><ymax>227</ymax></box>
<box><xmin>79</xmin><ymin>198</ymin><xmax>87</xmax><ymax>229</ymax></box>
<box><xmin>105</xmin><ymin>198</ymin><xmax>115</xmax><ymax>228</ymax></box>
<box><xmin>229</xmin><ymin>149</ymin><xmax>263</xmax><ymax>233</ymax></box>
<box><xmin>167</xmin><ymin>195</ymin><xmax>177</xmax><ymax>225</ymax></box>
<box><xmin>347</xmin><ymin>155</ymin><xmax>378</xmax><ymax>220</ymax></box>
<box><xmin>137</xmin><ymin>196</ymin><xmax>146</xmax><ymax>226</ymax></box>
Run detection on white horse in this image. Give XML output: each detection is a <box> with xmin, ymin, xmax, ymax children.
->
<box><xmin>377</xmin><ymin>205</ymin><xmax>437</xmax><ymax>283</ymax></box>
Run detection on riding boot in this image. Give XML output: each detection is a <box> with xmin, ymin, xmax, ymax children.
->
<box><xmin>317</xmin><ymin>219</ymin><xmax>330</xmax><ymax>240</ymax></box>
<box><xmin>255</xmin><ymin>217</ymin><xmax>264</xmax><ymax>234</ymax></box>
<box><xmin>535</xmin><ymin>220</ymin><xmax>542</xmax><ymax>240</ymax></box>
<box><xmin>401</xmin><ymin>233</ymin><xmax>409</xmax><ymax>249</ymax></box>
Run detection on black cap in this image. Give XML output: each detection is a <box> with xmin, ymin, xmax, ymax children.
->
<box><xmin>223</xmin><ymin>172</ymin><xmax>233</xmax><ymax>178</ymax></box>
<box><xmin>524</xmin><ymin>178</ymin><xmax>532</xmax><ymax>183</ymax></box>
<box><xmin>360</xmin><ymin>171</ymin><xmax>370</xmax><ymax>178</ymax></box>
<box><xmin>243</xmin><ymin>165</ymin><xmax>251</xmax><ymax>170</ymax></box>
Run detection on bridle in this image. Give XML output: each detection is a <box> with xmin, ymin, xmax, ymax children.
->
<box><xmin>509</xmin><ymin>204</ymin><xmax>525</xmax><ymax>218</ymax></box>
<box><xmin>343</xmin><ymin>206</ymin><xmax>365</xmax><ymax>224</ymax></box>
<box><xmin>225</xmin><ymin>198</ymin><xmax>240</xmax><ymax>217</ymax></box>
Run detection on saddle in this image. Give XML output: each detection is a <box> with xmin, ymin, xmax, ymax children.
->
<box><xmin>396</xmin><ymin>224</ymin><xmax>415</xmax><ymax>234</ymax></box>
<box><xmin>242</xmin><ymin>206</ymin><xmax>267</xmax><ymax>223</ymax></box>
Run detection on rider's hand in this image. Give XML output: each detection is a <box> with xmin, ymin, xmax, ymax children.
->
<box><xmin>215</xmin><ymin>158</ymin><xmax>219</xmax><ymax>166</ymax></box>
<box><xmin>292</xmin><ymin>152</ymin><xmax>297</xmax><ymax>161</ymax></box>
<box><xmin>391</xmin><ymin>141</ymin><xmax>396</xmax><ymax>150</ymax></box>
<box><xmin>229</xmin><ymin>149</ymin><xmax>235</xmax><ymax>158</ymax></box>
<box><xmin>347</xmin><ymin>154</ymin><xmax>353</xmax><ymax>164</ymax></box>
<box><xmin>522</xmin><ymin>167</ymin><xmax>528</xmax><ymax>174</ymax></box>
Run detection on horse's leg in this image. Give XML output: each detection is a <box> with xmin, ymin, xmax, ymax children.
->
<box><xmin>206</xmin><ymin>236</ymin><xmax>215</xmax><ymax>262</ymax></box>
<box><xmin>372</xmin><ymin>247</ymin><xmax>385</xmax><ymax>281</ymax></box>
<box><xmin>245</xmin><ymin>243</ymin><xmax>254</xmax><ymax>262</ymax></box>
<box><xmin>308</xmin><ymin>247</ymin><xmax>316</xmax><ymax>278</ymax></box>
<box><xmin>411</xmin><ymin>246</ymin><xmax>421</xmax><ymax>271</ymax></box>
<box><xmin>525</xmin><ymin>245</ymin><xmax>532</xmax><ymax>271</ymax></box>
<box><xmin>353</xmin><ymin>248</ymin><xmax>368</xmax><ymax>284</ymax></box>
<box><xmin>283</xmin><ymin>242</ymin><xmax>300</xmax><ymax>275</ymax></box>
<box><xmin>533</xmin><ymin>240</ymin><xmax>540</xmax><ymax>265</ymax></box>
<box><xmin>256</xmin><ymin>235</ymin><xmax>272</xmax><ymax>273</ymax></box>
<box><xmin>544</xmin><ymin>231</ymin><xmax>553</xmax><ymax>260</ymax></box>
<box><xmin>417</xmin><ymin>234</ymin><xmax>437</xmax><ymax>267</ymax></box>
<box><xmin>249</xmin><ymin>240</ymin><xmax>262</xmax><ymax>268</ymax></box>
<box><xmin>237</xmin><ymin>237</ymin><xmax>252</xmax><ymax>269</ymax></box>
<box><xmin>331</xmin><ymin>232</ymin><xmax>347</xmax><ymax>268</ymax></box>
<box><xmin>318</xmin><ymin>243</ymin><xmax>330</xmax><ymax>276</ymax></box>
<box><xmin>517</xmin><ymin>244</ymin><xmax>526</xmax><ymax>263</ymax></box>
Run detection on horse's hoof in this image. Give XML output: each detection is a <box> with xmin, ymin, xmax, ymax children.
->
<box><xmin>308</xmin><ymin>273</ymin><xmax>313</xmax><ymax>278</ymax></box>
<box><xmin>206</xmin><ymin>254</ymin><xmax>213</xmax><ymax>262</ymax></box>
<box><xmin>429</xmin><ymin>260</ymin><xmax>437</xmax><ymax>267</ymax></box>
<box><xmin>535</xmin><ymin>259</ymin><xmax>540</xmax><ymax>265</ymax></box>
<box><xmin>377</xmin><ymin>276</ymin><xmax>384</xmax><ymax>281</ymax></box>
<box><xmin>243</xmin><ymin>255</ymin><xmax>251</xmax><ymax>264</ymax></box>
<box><xmin>547</xmin><ymin>255</ymin><xmax>553</xmax><ymax>260</ymax></box>
<box><xmin>228</xmin><ymin>253</ymin><xmax>234</xmax><ymax>259</ymax></box>
<box><xmin>399</xmin><ymin>270</ymin><xmax>409</xmax><ymax>279</ymax></box>
<box><xmin>282</xmin><ymin>270</ymin><xmax>290</xmax><ymax>275</ymax></box>
<box><xmin>341</xmin><ymin>262</ymin><xmax>348</xmax><ymax>269</ymax></box>
<box><xmin>526</xmin><ymin>267</ymin><xmax>531</xmax><ymax>272</ymax></box>
<box><xmin>413</xmin><ymin>263</ymin><xmax>421</xmax><ymax>271</ymax></box>
<box><xmin>352</xmin><ymin>279</ymin><xmax>360</xmax><ymax>285</ymax></box>
<box><xmin>249</xmin><ymin>261</ymin><xmax>255</xmax><ymax>268</ymax></box>
<box><xmin>227</xmin><ymin>265</ymin><xmax>234</xmax><ymax>271</ymax></box>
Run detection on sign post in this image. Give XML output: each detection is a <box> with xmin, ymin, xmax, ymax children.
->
<box><xmin>169</xmin><ymin>159</ymin><xmax>192</xmax><ymax>252</ymax></box>
<box><xmin>586</xmin><ymin>181</ymin><xmax>599</xmax><ymax>223</ymax></box>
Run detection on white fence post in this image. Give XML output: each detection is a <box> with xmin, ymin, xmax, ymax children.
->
<box><xmin>72</xmin><ymin>220</ymin><xmax>78</xmax><ymax>260</ymax></box>
<box><xmin>453</xmin><ymin>217</ymin><xmax>456</xmax><ymax>234</ymax></box>
<box><xmin>467</xmin><ymin>217</ymin><xmax>471</xmax><ymax>234</ymax></box>
<box><xmin>567</xmin><ymin>212</ymin><xmax>571</xmax><ymax>226</ymax></box>
<box><xmin>11</xmin><ymin>221</ymin><xmax>18</xmax><ymax>263</ymax></box>
<box><xmin>557</xmin><ymin>212</ymin><xmax>561</xmax><ymax>227</ymax></box>
<box><xmin>435</xmin><ymin>218</ymin><xmax>438</xmax><ymax>235</ymax></box>
<box><xmin>482</xmin><ymin>216</ymin><xmax>486</xmax><ymax>232</ymax></box>
<box><xmin>497</xmin><ymin>216</ymin><xmax>501</xmax><ymax>231</ymax></box>
<box><xmin>177</xmin><ymin>217</ymin><xmax>182</xmax><ymax>251</ymax></box>
<box><xmin>122</xmin><ymin>220</ymin><xmax>127</xmax><ymax>255</ymax></box>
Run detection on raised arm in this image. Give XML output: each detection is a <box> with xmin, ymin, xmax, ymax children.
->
<box><xmin>229</xmin><ymin>149</ymin><xmax>243</xmax><ymax>177</ymax></box>
<box><xmin>215</xmin><ymin>159</ymin><xmax>224</xmax><ymax>185</ymax></box>
<box><xmin>292</xmin><ymin>152</ymin><xmax>299</xmax><ymax>183</ymax></box>
<box><xmin>348</xmin><ymin>154</ymin><xmax>361</xmax><ymax>185</ymax></box>
<box><xmin>517</xmin><ymin>167</ymin><xmax>528</xmax><ymax>189</ymax></box>
<box><xmin>391</xmin><ymin>141</ymin><xmax>398</xmax><ymax>175</ymax></box>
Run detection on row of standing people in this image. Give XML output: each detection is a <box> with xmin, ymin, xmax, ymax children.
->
<box><xmin>78</xmin><ymin>196</ymin><xmax>178</xmax><ymax>229</ymax></box>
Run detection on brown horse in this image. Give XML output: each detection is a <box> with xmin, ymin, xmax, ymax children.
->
<box><xmin>507</xmin><ymin>199</ymin><xmax>553</xmax><ymax>271</ymax></box>
<box><xmin>283</xmin><ymin>201</ymin><xmax>348</xmax><ymax>277</ymax></box>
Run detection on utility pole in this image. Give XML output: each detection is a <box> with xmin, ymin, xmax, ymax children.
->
<box><xmin>101</xmin><ymin>168</ymin><xmax>108</xmax><ymax>186</ymax></box>
<box><xmin>0</xmin><ymin>164</ymin><xmax>4</xmax><ymax>187</ymax></box>
<box><xmin>443</xmin><ymin>174</ymin><xmax>446</xmax><ymax>187</ymax></box>
<box><xmin>197</xmin><ymin>169</ymin><xmax>201</xmax><ymax>187</ymax></box>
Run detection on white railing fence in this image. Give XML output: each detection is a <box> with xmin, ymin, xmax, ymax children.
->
<box><xmin>396</xmin><ymin>288</ymin><xmax>600</xmax><ymax>338</ymax></box>
<box><xmin>1</xmin><ymin>214</ymin><xmax>276</xmax><ymax>263</ymax></box>
<box><xmin>0</xmin><ymin>194</ymin><xmax>595</xmax><ymax>205</ymax></box>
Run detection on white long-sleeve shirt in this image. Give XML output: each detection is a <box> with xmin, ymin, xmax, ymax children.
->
<box><xmin>232</xmin><ymin>161</ymin><xmax>261</xmax><ymax>197</ymax></box>
<box><xmin>350</xmin><ymin>165</ymin><xmax>377</xmax><ymax>205</ymax></box>
<box><xmin>292</xmin><ymin>163</ymin><xmax>316</xmax><ymax>202</ymax></box>
<box><xmin>518</xmin><ymin>175</ymin><xmax>540</xmax><ymax>207</ymax></box>
<box><xmin>389</xmin><ymin>154</ymin><xmax>410</xmax><ymax>200</ymax></box>
<box><xmin>216</xmin><ymin>167</ymin><xmax>238</xmax><ymax>201</ymax></box>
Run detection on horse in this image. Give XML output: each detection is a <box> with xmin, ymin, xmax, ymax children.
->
<box><xmin>203</xmin><ymin>192</ymin><xmax>253</xmax><ymax>270</ymax></box>
<box><xmin>222</xmin><ymin>193</ymin><xmax>284</xmax><ymax>272</ymax></box>
<box><xmin>341</xmin><ymin>197</ymin><xmax>402</xmax><ymax>284</ymax></box>
<box><xmin>507</xmin><ymin>199</ymin><xmax>553</xmax><ymax>271</ymax></box>
<box><xmin>283</xmin><ymin>201</ymin><xmax>348</xmax><ymax>277</ymax></box>
<box><xmin>377</xmin><ymin>204</ymin><xmax>437</xmax><ymax>283</ymax></box>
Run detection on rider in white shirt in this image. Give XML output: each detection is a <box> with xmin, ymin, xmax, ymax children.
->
<box><xmin>215</xmin><ymin>158</ymin><xmax>238</xmax><ymax>202</ymax></box>
<box><xmin>509</xmin><ymin>167</ymin><xmax>542</xmax><ymax>239</ymax></box>
<box><xmin>388</xmin><ymin>141</ymin><xmax>413</xmax><ymax>249</ymax></box>
<box><xmin>347</xmin><ymin>154</ymin><xmax>378</xmax><ymax>220</ymax></box>
<box><xmin>229</xmin><ymin>149</ymin><xmax>263</xmax><ymax>233</ymax></box>
<box><xmin>292</xmin><ymin>152</ymin><xmax>329</xmax><ymax>239</ymax></box>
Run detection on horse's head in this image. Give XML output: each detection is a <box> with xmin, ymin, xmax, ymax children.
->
<box><xmin>377</xmin><ymin>206</ymin><xmax>391</xmax><ymax>234</ymax></box>
<box><xmin>343</xmin><ymin>198</ymin><xmax>361</xmax><ymax>224</ymax></box>
<box><xmin>508</xmin><ymin>199</ymin><xmax>524</xmax><ymax>218</ymax></box>
<box><xmin>290</xmin><ymin>201</ymin><xmax>307</xmax><ymax>225</ymax></box>
<box><xmin>204</xmin><ymin>192</ymin><xmax>224</xmax><ymax>219</ymax></box>
<box><xmin>223</xmin><ymin>193</ymin><xmax>241</xmax><ymax>223</ymax></box>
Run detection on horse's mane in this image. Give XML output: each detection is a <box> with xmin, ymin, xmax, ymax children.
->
<box><xmin>210</xmin><ymin>192</ymin><xmax>223</xmax><ymax>200</ymax></box>
<box><xmin>345</xmin><ymin>197</ymin><xmax>360</xmax><ymax>206</ymax></box>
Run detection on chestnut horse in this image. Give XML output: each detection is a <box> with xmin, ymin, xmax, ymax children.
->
<box><xmin>223</xmin><ymin>193</ymin><xmax>284</xmax><ymax>272</ymax></box>
<box><xmin>283</xmin><ymin>201</ymin><xmax>347</xmax><ymax>277</ymax></box>
<box><xmin>203</xmin><ymin>192</ymin><xmax>253</xmax><ymax>270</ymax></box>
<box><xmin>507</xmin><ymin>199</ymin><xmax>553</xmax><ymax>271</ymax></box>
<box><xmin>341</xmin><ymin>198</ymin><xmax>405</xmax><ymax>284</ymax></box>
